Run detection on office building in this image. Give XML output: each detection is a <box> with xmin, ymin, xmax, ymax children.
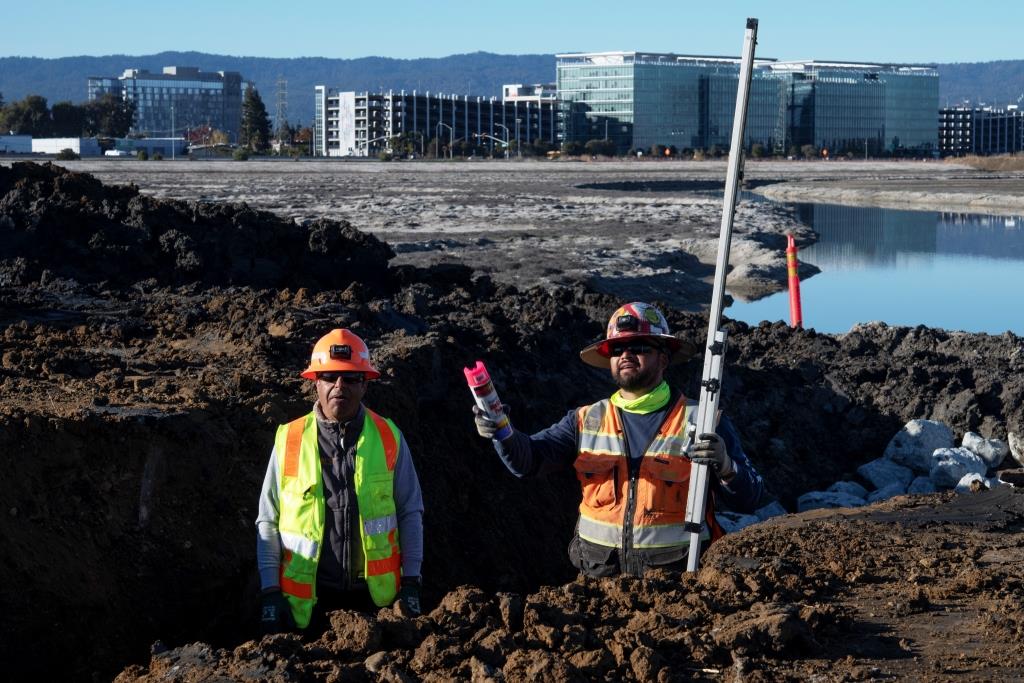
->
<box><xmin>502</xmin><ymin>83</ymin><xmax>557</xmax><ymax>103</ymax></box>
<box><xmin>939</xmin><ymin>106</ymin><xmax>1024</xmax><ymax>156</ymax></box>
<box><xmin>556</xmin><ymin>52</ymin><xmax>939</xmax><ymax>156</ymax></box>
<box><xmin>314</xmin><ymin>88</ymin><xmax>558</xmax><ymax>157</ymax></box>
<box><xmin>88</xmin><ymin>67</ymin><xmax>247</xmax><ymax>142</ymax></box>
<box><xmin>31</xmin><ymin>138</ymin><xmax>102</xmax><ymax>157</ymax></box>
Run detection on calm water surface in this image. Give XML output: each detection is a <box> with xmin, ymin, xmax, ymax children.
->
<box><xmin>727</xmin><ymin>204</ymin><xmax>1024</xmax><ymax>335</ymax></box>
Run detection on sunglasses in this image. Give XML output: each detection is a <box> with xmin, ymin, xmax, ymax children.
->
<box><xmin>317</xmin><ymin>371</ymin><xmax>366</xmax><ymax>385</ymax></box>
<box><xmin>608</xmin><ymin>342</ymin><xmax>662</xmax><ymax>357</ymax></box>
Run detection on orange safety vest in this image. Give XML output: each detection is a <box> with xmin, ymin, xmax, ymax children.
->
<box><xmin>574</xmin><ymin>395</ymin><xmax>724</xmax><ymax>551</ymax></box>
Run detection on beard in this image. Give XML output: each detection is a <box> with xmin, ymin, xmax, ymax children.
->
<box><xmin>612</xmin><ymin>361</ymin><xmax>661</xmax><ymax>392</ymax></box>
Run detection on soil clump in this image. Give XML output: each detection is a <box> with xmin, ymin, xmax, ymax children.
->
<box><xmin>2</xmin><ymin>163</ymin><xmax>1023</xmax><ymax>681</ymax></box>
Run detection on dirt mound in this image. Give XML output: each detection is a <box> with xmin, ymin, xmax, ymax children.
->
<box><xmin>115</xmin><ymin>489</ymin><xmax>1024</xmax><ymax>682</ymax></box>
<box><xmin>3</xmin><ymin>163</ymin><xmax>1024</xmax><ymax>680</ymax></box>
<box><xmin>0</xmin><ymin>162</ymin><xmax>393</xmax><ymax>290</ymax></box>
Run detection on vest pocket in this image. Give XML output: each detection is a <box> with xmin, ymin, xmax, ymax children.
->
<box><xmin>574</xmin><ymin>458</ymin><xmax>619</xmax><ymax>508</ymax></box>
<box><xmin>643</xmin><ymin>457</ymin><xmax>688</xmax><ymax>514</ymax></box>
<box><xmin>360</xmin><ymin>473</ymin><xmax>397</xmax><ymax>553</ymax></box>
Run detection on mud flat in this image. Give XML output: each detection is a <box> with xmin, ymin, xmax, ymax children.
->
<box><xmin>755</xmin><ymin>175</ymin><xmax>1024</xmax><ymax>215</ymax></box>
<box><xmin>3</xmin><ymin>162</ymin><xmax>1024</xmax><ymax>681</ymax></box>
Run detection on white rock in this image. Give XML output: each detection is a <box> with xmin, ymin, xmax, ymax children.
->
<box><xmin>716</xmin><ymin>511</ymin><xmax>761</xmax><ymax>533</ymax></box>
<box><xmin>907</xmin><ymin>476</ymin><xmax>937</xmax><ymax>494</ymax></box>
<box><xmin>797</xmin><ymin>491</ymin><xmax>867</xmax><ymax>512</ymax></box>
<box><xmin>754</xmin><ymin>500</ymin><xmax>788</xmax><ymax>520</ymax></box>
<box><xmin>857</xmin><ymin>457</ymin><xmax>914</xmax><ymax>490</ymax></box>
<box><xmin>867</xmin><ymin>482</ymin><xmax>906</xmax><ymax>503</ymax></box>
<box><xmin>961</xmin><ymin>431</ymin><xmax>1008</xmax><ymax>470</ymax></box>
<box><xmin>827</xmin><ymin>481</ymin><xmax>868</xmax><ymax>499</ymax></box>
<box><xmin>1009</xmin><ymin>432</ymin><xmax>1024</xmax><ymax>468</ymax></box>
<box><xmin>954</xmin><ymin>472</ymin><xmax>987</xmax><ymax>493</ymax></box>
<box><xmin>884</xmin><ymin>419</ymin><xmax>955</xmax><ymax>473</ymax></box>
<box><xmin>930</xmin><ymin>447</ymin><xmax>988</xmax><ymax>489</ymax></box>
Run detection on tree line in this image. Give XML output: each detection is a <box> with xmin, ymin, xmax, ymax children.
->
<box><xmin>0</xmin><ymin>92</ymin><xmax>135</xmax><ymax>138</ymax></box>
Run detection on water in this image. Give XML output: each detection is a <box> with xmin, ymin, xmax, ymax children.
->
<box><xmin>727</xmin><ymin>203</ymin><xmax>1024</xmax><ymax>335</ymax></box>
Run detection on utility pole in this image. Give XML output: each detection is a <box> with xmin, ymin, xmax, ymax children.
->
<box><xmin>171</xmin><ymin>103</ymin><xmax>175</xmax><ymax>160</ymax></box>
<box><xmin>275</xmin><ymin>75</ymin><xmax>289</xmax><ymax>150</ymax></box>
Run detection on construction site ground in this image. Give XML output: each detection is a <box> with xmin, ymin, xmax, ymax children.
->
<box><xmin>1</xmin><ymin>159</ymin><xmax>1023</xmax><ymax>682</ymax></box>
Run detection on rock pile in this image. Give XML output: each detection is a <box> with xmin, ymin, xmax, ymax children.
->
<box><xmin>794</xmin><ymin>419</ymin><xmax>1016</xmax><ymax>514</ymax></box>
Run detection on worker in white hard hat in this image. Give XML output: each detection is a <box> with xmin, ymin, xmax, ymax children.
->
<box><xmin>256</xmin><ymin>329</ymin><xmax>424</xmax><ymax>633</ymax></box>
<box><xmin>474</xmin><ymin>302</ymin><xmax>764</xmax><ymax>577</ymax></box>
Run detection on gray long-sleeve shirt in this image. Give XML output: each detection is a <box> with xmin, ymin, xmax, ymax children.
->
<box><xmin>255</xmin><ymin>403</ymin><xmax>424</xmax><ymax>592</ymax></box>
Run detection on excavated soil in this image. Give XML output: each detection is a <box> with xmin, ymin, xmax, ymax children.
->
<box><xmin>2</xmin><ymin>162</ymin><xmax>1024</xmax><ymax>682</ymax></box>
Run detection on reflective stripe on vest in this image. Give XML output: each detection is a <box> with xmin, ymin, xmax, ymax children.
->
<box><xmin>574</xmin><ymin>396</ymin><xmax>723</xmax><ymax>551</ymax></box>
<box><xmin>274</xmin><ymin>408</ymin><xmax>402</xmax><ymax>628</ymax></box>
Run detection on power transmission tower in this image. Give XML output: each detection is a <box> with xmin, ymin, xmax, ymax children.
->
<box><xmin>274</xmin><ymin>75</ymin><xmax>289</xmax><ymax>145</ymax></box>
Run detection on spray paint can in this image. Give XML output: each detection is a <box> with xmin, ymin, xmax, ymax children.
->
<box><xmin>464</xmin><ymin>360</ymin><xmax>513</xmax><ymax>440</ymax></box>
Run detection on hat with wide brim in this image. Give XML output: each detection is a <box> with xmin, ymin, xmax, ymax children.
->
<box><xmin>580</xmin><ymin>332</ymin><xmax>698</xmax><ymax>369</ymax></box>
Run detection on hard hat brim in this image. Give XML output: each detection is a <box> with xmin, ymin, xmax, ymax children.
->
<box><xmin>579</xmin><ymin>333</ymin><xmax>697</xmax><ymax>369</ymax></box>
<box><xmin>300</xmin><ymin>367</ymin><xmax>381</xmax><ymax>381</ymax></box>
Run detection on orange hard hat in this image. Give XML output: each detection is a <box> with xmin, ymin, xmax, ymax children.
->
<box><xmin>580</xmin><ymin>302</ymin><xmax>697</xmax><ymax>369</ymax></box>
<box><xmin>300</xmin><ymin>329</ymin><xmax>380</xmax><ymax>380</ymax></box>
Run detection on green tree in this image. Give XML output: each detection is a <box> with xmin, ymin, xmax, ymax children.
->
<box><xmin>561</xmin><ymin>140</ymin><xmax>584</xmax><ymax>156</ymax></box>
<box><xmin>240</xmin><ymin>87</ymin><xmax>271</xmax><ymax>152</ymax></box>
<box><xmin>51</xmin><ymin>101</ymin><xmax>86</xmax><ymax>137</ymax></box>
<box><xmin>750</xmin><ymin>143</ymin><xmax>766</xmax><ymax>158</ymax></box>
<box><xmin>800</xmin><ymin>144</ymin><xmax>817</xmax><ymax>159</ymax></box>
<box><xmin>0</xmin><ymin>95</ymin><xmax>52</xmax><ymax>136</ymax></box>
<box><xmin>83</xmin><ymin>94</ymin><xmax>135</xmax><ymax>137</ymax></box>
<box><xmin>584</xmin><ymin>138</ymin><xmax>617</xmax><ymax>157</ymax></box>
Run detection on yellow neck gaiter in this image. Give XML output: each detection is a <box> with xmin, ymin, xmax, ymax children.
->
<box><xmin>610</xmin><ymin>381</ymin><xmax>670</xmax><ymax>414</ymax></box>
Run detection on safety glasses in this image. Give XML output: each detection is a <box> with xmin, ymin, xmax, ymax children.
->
<box><xmin>608</xmin><ymin>341</ymin><xmax>661</xmax><ymax>357</ymax></box>
<box><xmin>317</xmin><ymin>371</ymin><xmax>366</xmax><ymax>385</ymax></box>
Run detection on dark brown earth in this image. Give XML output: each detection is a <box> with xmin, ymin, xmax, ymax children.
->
<box><xmin>2</xmin><ymin>162</ymin><xmax>1024</xmax><ymax>682</ymax></box>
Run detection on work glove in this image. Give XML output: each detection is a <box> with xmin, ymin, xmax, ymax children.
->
<box><xmin>691</xmin><ymin>433</ymin><xmax>734</xmax><ymax>480</ymax></box>
<box><xmin>472</xmin><ymin>405</ymin><xmax>512</xmax><ymax>440</ymax></box>
<box><xmin>397</xmin><ymin>576</ymin><xmax>422</xmax><ymax>616</ymax></box>
<box><xmin>260</xmin><ymin>588</ymin><xmax>295</xmax><ymax>635</ymax></box>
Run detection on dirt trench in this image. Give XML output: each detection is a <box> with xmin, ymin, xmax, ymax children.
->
<box><xmin>2</xmin><ymin>163</ymin><xmax>1024</xmax><ymax>681</ymax></box>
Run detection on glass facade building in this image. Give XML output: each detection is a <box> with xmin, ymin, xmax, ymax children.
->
<box><xmin>88</xmin><ymin>67</ymin><xmax>246</xmax><ymax>142</ymax></box>
<box><xmin>939</xmin><ymin>106</ymin><xmax>1024</xmax><ymax>156</ymax></box>
<box><xmin>556</xmin><ymin>53</ymin><xmax>938</xmax><ymax>156</ymax></box>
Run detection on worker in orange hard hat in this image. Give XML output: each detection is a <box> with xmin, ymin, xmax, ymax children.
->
<box><xmin>256</xmin><ymin>329</ymin><xmax>424</xmax><ymax>634</ymax></box>
<box><xmin>474</xmin><ymin>302</ymin><xmax>765</xmax><ymax>577</ymax></box>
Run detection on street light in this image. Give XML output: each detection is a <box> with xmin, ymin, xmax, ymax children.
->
<box><xmin>515</xmin><ymin>117</ymin><xmax>522</xmax><ymax>158</ymax></box>
<box><xmin>494</xmin><ymin>123</ymin><xmax>511</xmax><ymax>159</ymax></box>
<box><xmin>437</xmin><ymin>122</ymin><xmax>453</xmax><ymax>159</ymax></box>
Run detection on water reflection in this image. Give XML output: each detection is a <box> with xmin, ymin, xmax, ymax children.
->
<box><xmin>728</xmin><ymin>203</ymin><xmax>1024</xmax><ymax>334</ymax></box>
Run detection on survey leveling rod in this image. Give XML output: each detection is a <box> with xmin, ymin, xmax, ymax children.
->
<box><xmin>683</xmin><ymin>17</ymin><xmax>759</xmax><ymax>573</ymax></box>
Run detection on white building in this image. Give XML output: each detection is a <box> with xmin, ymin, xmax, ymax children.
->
<box><xmin>31</xmin><ymin>138</ymin><xmax>102</xmax><ymax>157</ymax></box>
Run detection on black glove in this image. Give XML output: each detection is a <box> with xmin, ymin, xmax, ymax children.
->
<box><xmin>260</xmin><ymin>588</ymin><xmax>294</xmax><ymax>634</ymax></box>
<box><xmin>398</xmin><ymin>576</ymin><xmax>422</xmax><ymax>616</ymax></box>
<box><xmin>472</xmin><ymin>405</ymin><xmax>512</xmax><ymax>440</ymax></box>
<box><xmin>691</xmin><ymin>433</ymin><xmax>734</xmax><ymax>480</ymax></box>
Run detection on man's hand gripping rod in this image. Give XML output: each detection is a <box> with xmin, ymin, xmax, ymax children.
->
<box><xmin>683</xmin><ymin>18</ymin><xmax>758</xmax><ymax>573</ymax></box>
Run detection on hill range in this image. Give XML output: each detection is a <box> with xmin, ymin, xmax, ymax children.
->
<box><xmin>1</xmin><ymin>51</ymin><xmax>1023</xmax><ymax>128</ymax></box>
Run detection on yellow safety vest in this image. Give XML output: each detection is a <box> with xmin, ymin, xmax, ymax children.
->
<box><xmin>273</xmin><ymin>408</ymin><xmax>402</xmax><ymax>628</ymax></box>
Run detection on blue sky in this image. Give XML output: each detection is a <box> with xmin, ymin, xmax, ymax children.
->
<box><xmin>4</xmin><ymin>0</ymin><xmax>1022</xmax><ymax>64</ymax></box>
